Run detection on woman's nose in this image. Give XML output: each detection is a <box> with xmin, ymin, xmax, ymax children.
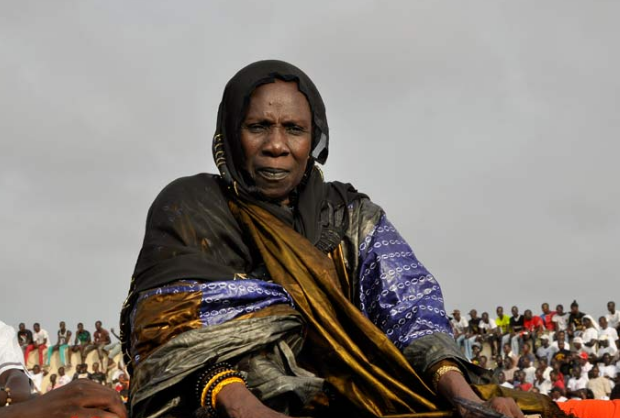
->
<box><xmin>262</xmin><ymin>127</ymin><xmax>289</xmax><ymax>157</ymax></box>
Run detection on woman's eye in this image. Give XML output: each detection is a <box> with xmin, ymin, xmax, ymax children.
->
<box><xmin>247</xmin><ymin>124</ymin><xmax>265</xmax><ymax>133</ymax></box>
<box><xmin>286</xmin><ymin>125</ymin><xmax>305</xmax><ymax>135</ymax></box>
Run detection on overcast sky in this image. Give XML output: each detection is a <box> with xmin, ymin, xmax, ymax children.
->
<box><xmin>1</xmin><ymin>1</ymin><xmax>619</xmax><ymax>336</ymax></box>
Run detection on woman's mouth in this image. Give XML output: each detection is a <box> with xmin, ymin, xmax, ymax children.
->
<box><xmin>256</xmin><ymin>168</ymin><xmax>289</xmax><ymax>181</ymax></box>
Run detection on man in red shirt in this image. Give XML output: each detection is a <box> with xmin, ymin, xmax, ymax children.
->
<box><xmin>540</xmin><ymin>302</ymin><xmax>556</xmax><ymax>334</ymax></box>
<box><xmin>522</xmin><ymin>309</ymin><xmax>544</xmax><ymax>349</ymax></box>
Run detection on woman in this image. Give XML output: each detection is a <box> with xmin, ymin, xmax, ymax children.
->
<box><xmin>121</xmin><ymin>60</ymin><xmax>564</xmax><ymax>418</ymax></box>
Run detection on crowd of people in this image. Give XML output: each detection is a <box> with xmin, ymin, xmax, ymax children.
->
<box><xmin>450</xmin><ymin>300</ymin><xmax>620</xmax><ymax>402</ymax></box>
<box><xmin>12</xmin><ymin>320</ymin><xmax>128</xmax><ymax>399</ymax></box>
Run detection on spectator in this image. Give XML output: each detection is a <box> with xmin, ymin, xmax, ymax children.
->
<box><xmin>550</xmin><ymin>369</ymin><xmax>566</xmax><ymax>392</ymax></box>
<box><xmin>597</xmin><ymin>335</ymin><xmax>618</xmax><ymax>360</ymax></box>
<box><xmin>498</xmin><ymin>371</ymin><xmax>513</xmax><ymax>389</ymax></box>
<box><xmin>572</xmin><ymin>337</ymin><xmax>585</xmax><ymax>355</ymax></box>
<box><xmin>84</xmin><ymin>321</ymin><xmax>113</xmax><ymax>367</ymax></box>
<box><xmin>599</xmin><ymin>353</ymin><xmax>617</xmax><ymax>381</ymax></box>
<box><xmin>552</xmin><ymin>304</ymin><xmax>568</xmax><ymax>333</ymax></box>
<box><xmin>517</xmin><ymin>342</ymin><xmax>536</xmax><ymax>370</ymax></box>
<box><xmin>479</xmin><ymin>311</ymin><xmax>499</xmax><ymax>356</ymax></box>
<box><xmin>577</xmin><ymin>351</ymin><xmax>593</xmax><ymax>379</ymax></box>
<box><xmin>533</xmin><ymin>367</ymin><xmax>552</xmax><ymax>396</ymax></box>
<box><xmin>72</xmin><ymin>363</ymin><xmax>90</xmax><ymax>380</ymax></box>
<box><xmin>567</xmin><ymin>365</ymin><xmax>588</xmax><ymax>399</ymax></box>
<box><xmin>538</xmin><ymin>356</ymin><xmax>553</xmax><ymax>380</ymax></box>
<box><xmin>522</xmin><ymin>309</ymin><xmax>544</xmax><ymax>347</ymax></box>
<box><xmin>551</xmin><ymin>329</ymin><xmax>568</xmax><ymax>349</ymax></box>
<box><xmin>106</xmin><ymin>327</ymin><xmax>123</xmax><ymax>369</ymax></box>
<box><xmin>599</xmin><ymin>316</ymin><xmax>619</xmax><ymax>342</ymax></box>
<box><xmin>29</xmin><ymin>364</ymin><xmax>47</xmax><ymax>394</ymax></box>
<box><xmin>507</xmin><ymin>305</ymin><xmax>524</xmax><ymax>355</ymax></box>
<box><xmin>550</xmin><ymin>387</ymin><xmax>568</xmax><ymax>402</ymax></box>
<box><xmin>25</xmin><ymin>323</ymin><xmax>48</xmax><ymax>366</ymax></box>
<box><xmin>551</xmin><ymin>339</ymin><xmax>572</xmax><ymax>376</ymax></box>
<box><xmin>568</xmin><ymin>300</ymin><xmax>586</xmax><ymax>338</ymax></box>
<box><xmin>463</xmin><ymin>309</ymin><xmax>481</xmax><ymax>360</ymax></box>
<box><xmin>540</xmin><ymin>302</ymin><xmax>556</xmax><ymax>335</ymax></box>
<box><xmin>536</xmin><ymin>335</ymin><xmax>557</xmax><ymax>364</ymax></box>
<box><xmin>502</xmin><ymin>342</ymin><xmax>518</xmax><ymax>365</ymax></box>
<box><xmin>89</xmin><ymin>362</ymin><xmax>106</xmax><ymax>385</ymax></box>
<box><xmin>56</xmin><ymin>366</ymin><xmax>71</xmax><ymax>388</ymax></box>
<box><xmin>521</xmin><ymin>356</ymin><xmax>536</xmax><ymax>384</ymax></box>
<box><xmin>46</xmin><ymin>373</ymin><xmax>57</xmax><ymax>392</ymax></box>
<box><xmin>503</xmin><ymin>357</ymin><xmax>519</xmax><ymax>383</ymax></box>
<box><xmin>495</xmin><ymin>306</ymin><xmax>511</xmax><ymax>340</ymax></box>
<box><xmin>479</xmin><ymin>355</ymin><xmax>490</xmax><ymax>370</ymax></box>
<box><xmin>450</xmin><ymin>309</ymin><xmax>468</xmax><ymax>355</ymax></box>
<box><xmin>470</xmin><ymin>342</ymin><xmax>482</xmax><ymax>365</ymax></box>
<box><xmin>581</xmin><ymin>315</ymin><xmax>599</xmax><ymax>356</ymax></box>
<box><xmin>16</xmin><ymin>323</ymin><xmax>33</xmax><ymax>360</ymax></box>
<box><xmin>71</xmin><ymin>322</ymin><xmax>91</xmax><ymax>363</ymax></box>
<box><xmin>586</xmin><ymin>367</ymin><xmax>611</xmax><ymax>400</ymax></box>
<box><xmin>606</xmin><ymin>301</ymin><xmax>620</xmax><ymax>331</ymax></box>
<box><xmin>108</xmin><ymin>361</ymin><xmax>127</xmax><ymax>386</ymax></box>
<box><xmin>45</xmin><ymin>321</ymin><xmax>72</xmax><ymax>368</ymax></box>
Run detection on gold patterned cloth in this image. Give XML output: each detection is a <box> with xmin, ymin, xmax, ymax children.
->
<box><xmin>230</xmin><ymin>200</ymin><xmax>570</xmax><ymax>418</ymax></box>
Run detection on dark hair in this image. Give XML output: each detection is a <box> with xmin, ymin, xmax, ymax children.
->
<box><xmin>611</xmin><ymin>384</ymin><xmax>620</xmax><ymax>400</ymax></box>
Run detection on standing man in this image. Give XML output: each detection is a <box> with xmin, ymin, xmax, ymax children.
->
<box><xmin>45</xmin><ymin>321</ymin><xmax>72</xmax><ymax>368</ymax></box>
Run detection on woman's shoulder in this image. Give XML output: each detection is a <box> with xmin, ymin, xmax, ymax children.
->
<box><xmin>149</xmin><ymin>173</ymin><xmax>229</xmax><ymax>210</ymax></box>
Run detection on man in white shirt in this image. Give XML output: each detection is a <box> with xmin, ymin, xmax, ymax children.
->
<box><xmin>533</xmin><ymin>368</ymin><xmax>553</xmax><ymax>396</ymax></box>
<box><xmin>536</xmin><ymin>335</ymin><xmax>557</xmax><ymax>364</ymax></box>
<box><xmin>450</xmin><ymin>309</ymin><xmax>469</xmax><ymax>355</ymax></box>
<box><xmin>597</xmin><ymin>335</ymin><xmax>618</xmax><ymax>359</ymax></box>
<box><xmin>551</xmin><ymin>304</ymin><xmax>568</xmax><ymax>332</ymax></box>
<box><xmin>56</xmin><ymin>366</ymin><xmax>71</xmax><ymax>388</ymax></box>
<box><xmin>29</xmin><ymin>323</ymin><xmax>49</xmax><ymax>367</ymax></box>
<box><xmin>29</xmin><ymin>365</ymin><xmax>46</xmax><ymax>394</ymax></box>
<box><xmin>606</xmin><ymin>301</ymin><xmax>620</xmax><ymax>330</ymax></box>
<box><xmin>599</xmin><ymin>316</ymin><xmax>619</xmax><ymax>342</ymax></box>
<box><xmin>567</xmin><ymin>365</ymin><xmax>589</xmax><ymax>399</ymax></box>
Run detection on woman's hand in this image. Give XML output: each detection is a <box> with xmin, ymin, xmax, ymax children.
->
<box><xmin>437</xmin><ymin>369</ymin><xmax>524</xmax><ymax>418</ymax></box>
<box><xmin>0</xmin><ymin>379</ymin><xmax>127</xmax><ymax>418</ymax></box>
<box><xmin>455</xmin><ymin>397</ymin><xmax>525</xmax><ymax>418</ymax></box>
<box><xmin>215</xmin><ymin>382</ymin><xmax>287</xmax><ymax>418</ymax></box>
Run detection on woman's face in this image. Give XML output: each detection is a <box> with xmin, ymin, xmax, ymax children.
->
<box><xmin>240</xmin><ymin>79</ymin><xmax>312</xmax><ymax>204</ymax></box>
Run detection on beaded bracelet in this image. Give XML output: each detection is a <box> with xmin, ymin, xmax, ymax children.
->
<box><xmin>194</xmin><ymin>363</ymin><xmax>246</xmax><ymax>418</ymax></box>
<box><xmin>0</xmin><ymin>387</ymin><xmax>11</xmax><ymax>407</ymax></box>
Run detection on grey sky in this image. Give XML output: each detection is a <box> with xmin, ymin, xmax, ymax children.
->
<box><xmin>1</xmin><ymin>1</ymin><xmax>619</xmax><ymax>335</ymax></box>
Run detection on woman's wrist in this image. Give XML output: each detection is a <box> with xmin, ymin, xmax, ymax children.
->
<box><xmin>215</xmin><ymin>382</ymin><xmax>256</xmax><ymax>418</ymax></box>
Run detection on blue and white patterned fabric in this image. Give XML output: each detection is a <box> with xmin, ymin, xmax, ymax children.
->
<box><xmin>358</xmin><ymin>214</ymin><xmax>453</xmax><ymax>350</ymax></box>
<box><xmin>135</xmin><ymin>279</ymin><xmax>294</xmax><ymax>327</ymax></box>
